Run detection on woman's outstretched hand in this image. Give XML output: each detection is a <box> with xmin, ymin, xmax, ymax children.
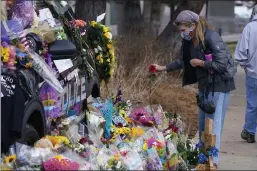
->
<box><xmin>150</xmin><ymin>64</ymin><xmax>167</xmax><ymax>72</ymax></box>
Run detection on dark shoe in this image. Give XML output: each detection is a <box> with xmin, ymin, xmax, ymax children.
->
<box><xmin>241</xmin><ymin>130</ymin><xmax>249</xmax><ymax>140</ymax></box>
<box><xmin>214</xmin><ymin>164</ymin><xmax>218</xmax><ymax>169</ymax></box>
<box><xmin>247</xmin><ymin>134</ymin><xmax>256</xmax><ymax>143</ymax></box>
<box><xmin>241</xmin><ymin>130</ymin><xmax>256</xmax><ymax>143</ymax></box>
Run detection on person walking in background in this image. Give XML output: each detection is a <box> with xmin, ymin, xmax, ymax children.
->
<box><xmin>151</xmin><ymin>10</ymin><xmax>236</xmax><ymax>168</ymax></box>
<box><xmin>235</xmin><ymin>4</ymin><xmax>257</xmax><ymax>143</ymax></box>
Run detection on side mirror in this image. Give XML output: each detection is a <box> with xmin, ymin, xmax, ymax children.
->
<box><xmin>48</xmin><ymin>40</ymin><xmax>77</xmax><ymax>60</ymax></box>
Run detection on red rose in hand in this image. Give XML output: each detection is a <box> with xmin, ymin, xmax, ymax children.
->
<box><xmin>149</xmin><ymin>65</ymin><xmax>157</xmax><ymax>73</ymax></box>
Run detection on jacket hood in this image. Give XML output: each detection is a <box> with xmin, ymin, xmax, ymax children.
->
<box><xmin>251</xmin><ymin>14</ymin><xmax>257</xmax><ymax>21</ymax></box>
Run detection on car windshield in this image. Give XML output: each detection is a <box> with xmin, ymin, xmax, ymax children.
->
<box><xmin>44</xmin><ymin>0</ymin><xmax>70</xmax><ymax>15</ymax></box>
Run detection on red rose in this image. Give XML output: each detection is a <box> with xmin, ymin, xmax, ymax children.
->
<box><xmin>79</xmin><ymin>137</ymin><xmax>88</xmax><ymax>144</ymax></box>
<box><xmin>117</xmin><ymin>123</ymin><xmax>123</xmax><ymax>127</ymax></box>
<box><xmin>149</xmin><ymin>65</ymin><xmax>157</xmax><ymax>73</ymax></box>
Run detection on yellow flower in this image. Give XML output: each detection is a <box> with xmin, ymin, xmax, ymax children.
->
<box><xmin>109</xmin><ymin>68</ymin><xmax>114</xmax><ymax>76</ymax></box>
<box><xmin>25</xmin><ymin>62</ymin><xmax>32</xmax><ymax>68</ymax></box>
<box><xmin>109</xmin><ymin>48</ymin><xmax>114</xmax><ymax>56</ymax></box>
<box><xmin>114</xmin><ymin>153</ymin><xmax>120</xmax><ymax>160</ymax></box>
<box><xmin>96</xmin><ymin>55</ymin><xmax>101</xmax><ymax>60</ymax></box>
<box><xmin>110</xmin><ymin>54</ymin><xmax>115</xmax><ymax>61</ymax></box>
<box><xmin>119</xmin><ymin>109</ymin><xmax>127</xmax><ymax>117</ymax></box>
<box><xmin>4</xmin><ymin>155</ymin><xmax>16</xmax><ymax>164</ymax></box>
<box><xmin>42</xmin><ymin>99</ymin><xmax>55</xmax><ymax>106</ymax></box>
<box><xmin>46</xmin><ymin>136</ymin><xmax>60</xmax><ymax>146</ymax></box>
<box><xmin>1</xmin><ymin>46</ymin><xmax>10</xmax><ymax>63</ymax></box>
<box><xmin>130</xmin><ymin>127</ymin><xmax>144</xmax><ymax>138</ymax></box>
<box><xmin>99</xmin><ymin>57</ymin><xmax>104</xmax><ymax>64</ymax></box>
<box><xmin>91</xmin><ymin>21</ymin><xmax>97</xmax><ymax>27</ymax></box>
<box><xmin>107</xmin><ymin>44</ymin><xmax>113</xmax><ymax>49</ymax></box>
<box><xmin>53</xmin><ymin>155</ymin><xmax>63</xmax><ymax>161</ymax></box>
<box><xmin>104</xmin><ymin>32</ymin><xmax>110</xmax><ymax>39</ymax></box>
<box><xmin>124</xmin><ymin>127</ymin><xmax>131</xmax><ymax>133</ymax></box>
<box><xmin>103</xmin><ymin>26</ymin><xmax>109</xmax><ymax>33</ymax></box>
<box><xmin>57</xmin><ymin>136</ymin><xmax>70</xmax><ymax>145</ymax></box>
<box><xmin>142</xmin><ymin>143</ymin><xmax>148</xmax><ymax>151</ymax></box>
<box><xmin>3</xmin><ymin>57</ymin><xmax>9</xmax><ymax>63</ymax></box>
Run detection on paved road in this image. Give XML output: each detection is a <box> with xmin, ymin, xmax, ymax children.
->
<box><xmin>219</xmin><ymin>66</ymin><xmax>257</xmax><ymax>170</ymax></box>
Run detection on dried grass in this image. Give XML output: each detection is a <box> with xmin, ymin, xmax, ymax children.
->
<box><xmin>101</xmin><ymin>34</ymin><xmax>198</xmax><ymax>138</ymax></box>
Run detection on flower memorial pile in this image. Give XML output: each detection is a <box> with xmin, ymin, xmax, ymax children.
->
<box><xmin>1</xmin><ymin>2</ymin><xmax>219</xmax><ymax>170</ymax></box>
<box><xmin>0</xmin><ymin>87</ymin><xmax>218</xmax><ymax>170</ymax></box>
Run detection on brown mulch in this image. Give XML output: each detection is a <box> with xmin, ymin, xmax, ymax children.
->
<box><xmin>151</xmin><ymin>83</ymin><xmax>198</xmax><ymax>139</ymax></box>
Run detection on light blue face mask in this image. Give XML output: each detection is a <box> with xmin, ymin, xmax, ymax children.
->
<box><xmin>180</xmin><ymin>27</ymin><xmax>195</xmax><ymax>41</ymax></box>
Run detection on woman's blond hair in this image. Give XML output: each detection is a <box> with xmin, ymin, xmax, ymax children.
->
<box><xmin>195</xmin><ymin>16</ymin><xmax>214</xmax><ymax>48</ymax></box>
<box><xmin>177</xmin><ymin>16</ymin><xmax>214</xmax><ymax>48</ymax></box>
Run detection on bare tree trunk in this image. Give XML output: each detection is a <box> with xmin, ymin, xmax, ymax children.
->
<box><xmin>143</xmin><ymin>0</ymin><xmax>152</xmax><ymax>25</ymax></box>
<box><xmin>75</xmin><ymin>0</ymin><xmax>107</xmax><ymax>22</ymax></box>
<box><xmin>150</xmin><ymin>1</ymin><xmax>162</xmax><ymax>37</ymax></box>
<box><xmin>156</xmin><ymin>0</ymin><xmax>205</xmax><ymax>48</ymax></box>
<box><xmin>115</xmin><ymin>0</ymin><xmax>143</xmax><ymax>35</ymax></box>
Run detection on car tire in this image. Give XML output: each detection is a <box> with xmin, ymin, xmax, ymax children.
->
<box><xmin>91</xmin><ymin>75</ymin><xmax>100</xmax><ymax>98</ymax></box>
<box><xmin>17</xmin><ymin>98</ymin><xmax>46</xmax><ymax>145</ymax></box>
<box><xmin>17</xmin><ymin>124</ymin><xmax>40</xmax><ymax>146</ymax></box>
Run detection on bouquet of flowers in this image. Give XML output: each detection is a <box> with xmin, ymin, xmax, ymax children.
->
<box><xmin>96</xmin><ymin>147</ymin><xmax>126</xmax><ymax>170</ymax></box>
<box><xmin>129</xmin><ymin>108</ymin><xmax>154</xmax><ymax>127</ymax></box>
<box><xmin>1</xmin><ymin>154</ymin><xmax>17</xmax><ymax>170</ymax></box>
<box><xmin>43</xmin><ymin>155</ymin><xmax>80</xmax><ymax>170</ymax></box>
<box><xmin>1</xmin><ymin>41</ymin><xmax>32</xmax><ymax>70</ymax></box>
<box><xmin>87</xmin><ymin>21</ymin><xmax>116</xmax><ymax>82</ymax></box>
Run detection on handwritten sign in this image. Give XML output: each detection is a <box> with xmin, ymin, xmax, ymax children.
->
<box><xmin>53</xmin><ymin>59</ymin><xmax>73</xmax><ymax>73</ymax></box>
<box><xmin>39</xmin><ymin>8</ymin><xmax>56</xmax><ymax>27</ymax></box>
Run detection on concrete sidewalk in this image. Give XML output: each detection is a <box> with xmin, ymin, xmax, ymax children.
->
<box><xmin>219</xmin><ymin>67</ymin><xmax>257</xmax><ymax>170</ymax></box>
<box><xmin>222</xmin><ymin>34</ymin><xmax>241</xmax><ymax>43</ymax></box>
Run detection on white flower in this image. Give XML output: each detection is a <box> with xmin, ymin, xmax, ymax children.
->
<box><xmin>97</xmin><ymin>46</ymin><xmax>102</xmax><ymax>51</ymax></box>
<box><xmin>108</xmin><ymin>32</ymin><xmax>112</xmax><ymax>40</ymax></box>
<box><xmin>57</xmin><ymin>35</ymin><xmax>62</xmax><ymax>40</ymax></box>
<box><xmin>94</xmin><ymin>48</ymin><xmax>98</xmax><ymax>53</ymax></box>
<box><xmin>62</xmin><ymin>119</ymin><xmax>69</xmax><ymax>125</ymax></box>
<box><xmin>126</xmin><ymin>100</ymin><xmax>132</xmax><ymax>107</ymax></box>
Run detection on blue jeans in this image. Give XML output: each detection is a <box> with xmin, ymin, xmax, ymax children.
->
<box><xmin>243</xmin><ymin>75</ymin><xmax>257</xmax><ymax>135</ymax></box>
<box><xmin>198</xmin><ymin>92</ymin><xmax>230</xmax><ymax>165</ymax></box>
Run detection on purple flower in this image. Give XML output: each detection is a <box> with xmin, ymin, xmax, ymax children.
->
<box><xmin>1</xmin><ymin>41</ymin><xmax>9</xmax><ymax>47</ymax></box>
<box><xmin>198</xmin><ymin>153</ymin><xmax>208</xmax><ymax>164</ymax></box>
<box><xmin>48</xmin><ymin>107</ymin><xmax>62</xmax><ymax>118</ymax></box>
<box><xmin>208</xmin><ymin>147</ymin><xmax>219</xmax><ymax>157</ymax></box>
<box><xmin>196</xmin><ymin>142</ymin><xmax>204</xmax><ymax>148</ymax></box>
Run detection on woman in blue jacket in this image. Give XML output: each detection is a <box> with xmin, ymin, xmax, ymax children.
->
<box><xmin>152</xmin><ymin>10</ymin><xmax>236</xmax><ymax>168</ymax></box>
